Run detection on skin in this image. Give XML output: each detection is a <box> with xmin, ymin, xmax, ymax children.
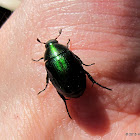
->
<box><xmin>0</xmin><ymin>0</ymin><xmax>140</xmax><ymax>139</ymax></box>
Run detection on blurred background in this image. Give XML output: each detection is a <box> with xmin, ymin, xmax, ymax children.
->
<box><xmin>0</xmin><ymin>0</ymin><xmax>21</xmax><ymax>27</ymax></box>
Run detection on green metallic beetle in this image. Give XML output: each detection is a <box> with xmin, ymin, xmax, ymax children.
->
<box><xmin>32</xmin><ymin>29</ymin><xmax>112</xmax><ymax>119</ymax></box>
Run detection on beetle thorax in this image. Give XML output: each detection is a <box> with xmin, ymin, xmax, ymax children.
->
<box><xmin>44</xmin><ymin>41</ymin><xmax>68</xmax><ymax>61</ymax></box>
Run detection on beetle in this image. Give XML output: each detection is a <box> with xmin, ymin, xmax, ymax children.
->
<box><xmin>32</xmin><ymin>29</ymin><xmax>112</xmax><ymax>119</ymax></box>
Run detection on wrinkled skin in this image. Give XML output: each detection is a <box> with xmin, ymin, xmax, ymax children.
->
<box><xmin>0</xmin><ymin>0</ymin><xmax>140</xmax><ymax>139</ymax></box>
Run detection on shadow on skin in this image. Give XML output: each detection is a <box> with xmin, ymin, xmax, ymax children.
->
<box><xmin>110</xmin><ymin>54</ymin><xmax>140</xmax><ymax>83</ymax></box>
<box><xmin>68</xmin><ymin>80</ymin><xmax>110</xmax><ymax>136</ymax></box>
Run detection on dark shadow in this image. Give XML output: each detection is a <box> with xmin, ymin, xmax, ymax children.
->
<box><xmin>0</xmin><ymin>7</ymin><xmax>12</xmax><ymax>28</ymax></box>
<box><xmin>110</xmin><ymin>57</ymin><xmax>140</xmax><ymax>83</ymax></box>
<box><xmin>68</xmin><ymin>80</ymin><xmax>110</xmax><ymax>136</ymax></box>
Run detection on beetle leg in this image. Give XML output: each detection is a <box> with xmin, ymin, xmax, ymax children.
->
<box><xmin>32</xmin><ymin>57</ymin><xmax>44</xmax><ymax>62</ymax></box>
<box><xmin>57</xmin><ymin>92</ymin><xmax>72</xmax><ymax>119</ymax></box>
<box><xmin>74</xmin><ymin>54</ymin><xmax>95</xmax><ymax>66</ymax></box>
<box><xmin>82</xmin><ymin>62</ymin><xmax>95</xmax><ymax>66</ymax></box>
<box><xmin>84</xmin><ymin>70</ymin><xmax>112</xmax><ymax>91</ymax></box>
<box><xmin>38</xmin><ymin>72</ymin><xmax>50</xmax><ymax>95</ymax></box>
<box><xmin>66</xmin><ymin>39</ymin><xmax>70</xmax><ymax>48</ymax></box>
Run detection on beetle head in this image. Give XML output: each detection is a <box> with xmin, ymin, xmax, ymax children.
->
<box><xmin>45</xmin><ymin>39</ymin><xmax>58</xmax><ymax>48</ymax></box>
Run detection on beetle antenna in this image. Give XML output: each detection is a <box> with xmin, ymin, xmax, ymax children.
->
<box><xmin>37</xmin><ymin>38</ymin><xmax>46</xmax><ymax>44</ymax></box>
<box><xmin>55</xmin><ymin>29</ymin><xmax>62</xmax><ymax>40</ymax></box>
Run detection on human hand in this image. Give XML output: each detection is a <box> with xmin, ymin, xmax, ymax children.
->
<box><xmin>0</xmin><ymin>0</ymin><xmax>140</xmax><ymax>139</ymax></box>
